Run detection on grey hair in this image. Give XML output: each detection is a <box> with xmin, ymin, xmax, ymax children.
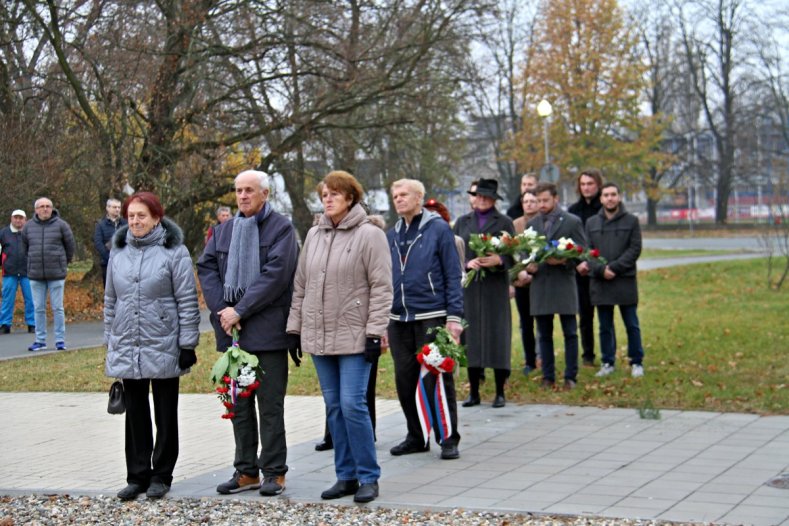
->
<box><xmin>390</xmin><ymin>178</ymin><xmax>425</xmax><ymax>201</ymax></box>
<box><xmin>216</xmin><ymin>205</ymin><xmax>231</xmax><ymax>215</ymax></box>
<box><xmin>106</xmin><ymin>198</ymin><xmax>121</xmax><ymax>207</ymax></box>
<box><xmin>235</xmin><ymin>170</ymin><xmax>270</xmax><ymax>191</ymax></box>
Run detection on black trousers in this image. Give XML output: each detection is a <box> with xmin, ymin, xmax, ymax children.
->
<box><xmin>576</xmin><ymin>275</ymin><xmax>595</xmax><ymax>362</ymax></box>
<box><xmin>388</xmin><ymin>318</ymin><xmax>460</xmax><ymax>447</ymax></box>
<box><xmin>231</xmin><ymin>350</ymin><xmax>289</xmax><ymax>477</ymax></box>
<box><xmin>514</xmin><ymin>286</ymin><xmax>537</xmax><ymax>368</ymax></box>
<box><xmin>123</xmin><ymin>377</ymin><xmax>180</xmax><ymax>487</ymax></box>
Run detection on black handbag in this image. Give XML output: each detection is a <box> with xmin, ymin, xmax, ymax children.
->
<box><xmin>107</xmin><ymin>380</ymin><xmax>125</xmax><ymax>415</ymax></box>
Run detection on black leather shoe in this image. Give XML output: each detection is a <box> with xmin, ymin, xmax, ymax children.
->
<box><xmin>353</xmin><ymin>482</ymin><xmax>379</xmax><ymax>503</ymax></box>
<box><xmin>541</xmin><ymin>378</ymin><xmax>555</xmax><ymax>389</ymax></box>
<box><xmin>146</xmin><ymin>480</ymin><xmax>170</xmax><ymax>499</ymax></box>
<box><xmin>492</xmin><ymin>395</ymin><xmax>506</xmax><ymax>408</ymax></box>
<box><xmin>461</xmin><ymin>396</ymin><xmax>480</xmax><ymax>407</ymax></box>
<box><xmin>563</xmin><ymin>379</ymin><xmax>577</xmax><ymax>391</ymax></box>
<box><xmin>440</xmin><ymin>444</ymin><xmax>460</xmax><ymax>460</ymax></box>
<box><xmin>321</xmin><ymin>479</ymin><xmax>359</xmax><ymax>499</ymax></box>
<box><xmin>117</xmin><ymin>483</ymin><xmax>147</xmax><ymax>501</ymax></box>
<box><xmin>390</xmin><ymin>440</ymin><xmax>429</xmax><ymax>456</ymax></box>
<box><xmin>315</xmin><ymin>438</ymin><xmax>334</xmax><ymax>451</ymax></box>
<box><xmin>582</xmin><ymin>357</ymin><xmax>596</xmax><ymax>367</ymax></box>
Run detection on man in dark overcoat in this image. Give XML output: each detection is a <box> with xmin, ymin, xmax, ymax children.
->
<box><xmin>453</xmin><ymin>178</ymin><xmax>515</xmax><ymax>408</ymax></box>
<box><xmin>578</xmin><ymin>182</ymin><xmax>644</xmax><ymax>378</ymax></box>
<box><xmin>526</xmin><ymin>182</ymin><xmax>586</xmax><ymax>390</ymax></box>
<box><xmin>197</xmin><ymin>170</ymin><xmax>300</xmax><ymax>497</ymax></box>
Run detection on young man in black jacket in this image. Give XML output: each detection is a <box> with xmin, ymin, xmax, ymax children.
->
<box><xmin>567</xmin><ymin>169</ymin><xmax>602</xmax><ymax>367</ymax></box>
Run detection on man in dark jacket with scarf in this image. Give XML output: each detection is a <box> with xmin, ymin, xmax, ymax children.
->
<box><xmin>387</xmin><ymin>178</ymin><xmax>464</xmax><ymax>460</ymax></box>
<box><xmin>22</xmin><ymin>197</ymin><xmax>75</xmax><ymax>351</ymax></box>
<box><xmin>0</xmin><ymin>210</ymin><xmax>35</xmax><ymax>334</ymax></box>
<box><xmin>197</xmin><ymin>170</ymin><xmax>299</xmax><ymax>497</ymax></box>
<box><xmin>578</xmin><ymin>182</ymin><xmax>645</xmax><ymax>378</ymax></box>
<box><xmin>93</xmin><ymin>198</ymin><xmax>127</xmax><ymax>288</ymax></box>
<box><xmin>568</xmin><ymin>168</ymin><xmax>603</xmax><ymax>367</ymax></box>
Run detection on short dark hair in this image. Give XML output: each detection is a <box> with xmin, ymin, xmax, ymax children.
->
<box><xmin>601</xmin><ymin>182</ymin><xmax>620</xmax><ymax>193</ymax></box>
<box><xmin>577</xmin><ymin>168</ymin><xmax>603</xmax><ymax>194</ymax></box>
<box><xmin>123</xmin><ymin>192</ymin><xmax>165</xmax><ymax>220</ymax></box>
<box><xmin>535</xmin><ymin>182</ymin><xmax>558</xmax><ymax>197</ymax></box>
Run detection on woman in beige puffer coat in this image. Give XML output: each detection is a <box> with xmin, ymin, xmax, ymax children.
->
<box><xmin>287</xmin><ymin>170</ymin><xmax>392</xmax><ymax>504</ymax></box>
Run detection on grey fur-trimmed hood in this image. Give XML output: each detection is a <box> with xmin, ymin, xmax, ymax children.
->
<box><xmin>113</xmin><ymin>216</ymin><xmax>184</xmax><ymax>250</ymax></box>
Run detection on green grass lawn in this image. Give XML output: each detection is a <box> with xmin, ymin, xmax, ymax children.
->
<box><xmin>1</xmin><ymin>258</ymin><xmax>786</xmax><ymax>414</ymax></box>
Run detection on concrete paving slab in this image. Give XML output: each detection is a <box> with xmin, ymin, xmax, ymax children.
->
<box><xmin>0</xmin><ymin>393</ymin><xmax>787</xmax><ymax>524</ymax></box>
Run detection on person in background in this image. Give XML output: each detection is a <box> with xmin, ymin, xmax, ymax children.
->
<box><xmin>0</xmin><ymin>210</ymin><xmax>35</xmax><ymax>334</ymax></box>
<box><xmin>506</xmin><ymin>173</ymin><xmax>539</xmax><ymax>220</ymax></box>
<box><xmin>387</xmin><ymin>180</ymin><xmax>463</xmax><ymax>460</ymax></box>
<box><xmin>22</xmin><ymin>197</ymin><xmax>75</xmax><ymax>352</ymax></box>
<box><xmin>511</xmin><ymin>190</ymin><xmax>540</xmax><ymax>375</ymax></box>
<box><xmin>578</xmin><ymin>182</ymin><xmax>645</xmax><ymax>379</ymax></box>
<box><xmin>453</xmin><ymin>178</ymin><xmax>514</xmax><ymax>408</ymax></box>
<box><xmin>94</xmin><ymin>198</ymin><xmax>127</xmax><ymax>288</ymax></box>
<box><xmin>104</xmin><ymin>192</ymin><xmax>200</xmax><ymax>501</ymax></box>
<box><xmin>424</xmin><ymin>198</ymin><xmax>465</xmax><ymax>266</ymax></box>
<box><xmin>205</xmin><ymin>205</ymin><xmax>232</xmax><ymax>244</ymax></box>
<box><xmin>467</xmin><ymin>179</ymin><xmax>479</xmax><ymax>211</ymax></box>
<box><xmin>526</xmin><ymin>183</ymin><xmax>586</xmax><ymax>391</ymax></box>
<box><xmin>567</xmin><ymin>169</ymin><xmax>603</xmax><ymax>367</ymax></box>
<box><xmin>287</xmin><ymin>170</ymin><xmax>391</xmax><ymax>503</ymax></box>
<box><xmin>198</xmin><ymin>170</ymin><xmax>300</xmax><ymax>497</ymax></box>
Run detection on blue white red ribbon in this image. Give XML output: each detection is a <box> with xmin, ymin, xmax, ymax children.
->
<box><xmin>415</xmin><ymin>364</ymin><xmax>453</xmax><ymax>446</ymax></box>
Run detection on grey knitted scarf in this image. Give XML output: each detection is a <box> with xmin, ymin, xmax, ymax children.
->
<box><xmin>223</xmin><ymin>213</ymin><xmax>261</xmax><ymax>303</ymax></box>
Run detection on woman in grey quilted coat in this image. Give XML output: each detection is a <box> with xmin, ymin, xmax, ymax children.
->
<box><xmin>104</xmin><ymin>192</ymin><xmax>200</xmax><ymax>501</ymax></box>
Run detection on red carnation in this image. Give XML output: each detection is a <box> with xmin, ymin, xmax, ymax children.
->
<box><xmin>221</xmin><ymin>413</ymin><xmax>235</xmax><ymax>419</ymax></box>
<box><xmin>590</xmin><ymin>249</ymin><xmax>600</xmax><ymax>257</ymax></box>
<box><xmin>239</xmin><ymin>389</ymin><xmax>253</xmax><ymax>398</ymax></box>
<box><xmin>216</xmin><ymin>386</ymin><xmax>229</xmax><ymax>394</ymax></box>
<box><xmin>576</xmin><ymin>245</ymin><xmax>584</xmax><ymax>253</ymax></box>
<box><xmin>249</xmin><ymin>380</ymin><xmax>260</xmax><ymax>390</ymax></box>
<box><xmin>566</xmin><ymin>243</ymin><xmax>573</xmax><ymax>250</ymax></box>
<box><xmin>223</xmin><ymin>401</ymin><xmax>234</xmax><ymax>409</ymax></box>
<box><xmin>222</xmin><ymin>375</ymin><xmax>231</xmax><ymax>384</ymax></box>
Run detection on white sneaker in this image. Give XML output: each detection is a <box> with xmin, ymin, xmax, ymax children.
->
<box><xmin>631</xmin><ymin>364</ymin><xmax>644</xmax><ymax>378</ymax></box>
<box><xmin>595</xmin><ymin>363</ymin><xmax>615</xmax><ymax>377</ymax></box>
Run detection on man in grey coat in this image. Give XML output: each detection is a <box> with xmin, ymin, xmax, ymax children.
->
<box><xmin>578</xmin><ymin>183</ymin><xmax>645</xmax><ymax>378</ymax></box>
<box><xmin>526</xmin><ymin>183</ymin><xmax>586</xmax><ymax>390</ymax></box>
<box><xmin>22</xmin><ymin>197</ymin><xmax>75</xmax><ymax>352</ymax></box>
<box><xmin>197</xmin><ymin>170</ymin><xmax>299</xmax><ymax>498</ymax></box>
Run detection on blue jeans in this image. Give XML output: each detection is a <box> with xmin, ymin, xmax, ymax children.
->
<box><xmin>312</xmin><ymin>353</ymin><xmax>380</xmax><ymax>484</ymax></box>
<box><xmin>597</xmin><ymin>304</ymin><xmax>644</xmax><ymax>367</ymax></box>
<box><xmin>1</xmin><ymin>276</ymin><xmax>35</xmax><ymax>326</ymax></box>
<box><xmin>535</xmin><ymin>314</ymin><xmax>579</xmax><ymax>382</ymax></box>
<box><xmin>29</xmin><ymin>279</ymin><xmax>66</xmax><ymax>344</ymax></box>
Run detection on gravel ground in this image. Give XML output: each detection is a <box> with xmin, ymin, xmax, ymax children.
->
<box><xmin>0</xmin><ymin>495</ymin><xmax>711</xmax><ymax>526</ymax></box>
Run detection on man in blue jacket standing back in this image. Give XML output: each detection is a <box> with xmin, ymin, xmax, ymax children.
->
<box><xmin>386</xmin><ymin>178</ymin><xmax>464</xmax><ymax>460</ymax></box>
<box><xmin>0</xmin><ymin>210</ymin><xmax>35</xmax><ymax>334</ymax></box>
<box><xmin>22</xmin><ymin>197</ymin><xmax>75</xmax><ymax>351</ymax></box>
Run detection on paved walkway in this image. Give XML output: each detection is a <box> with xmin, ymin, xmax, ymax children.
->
<box><xmin>1</xmin><ymin>393</ymin><xmax>787</xmax><ymax>525</ymax></box>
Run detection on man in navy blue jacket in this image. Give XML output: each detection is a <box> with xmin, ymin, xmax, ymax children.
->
<box><xmin>0</xmin><ymin>210</ymin><xmax>35</xmax><ymax>334</ymax></box>
<box><xmin>197</xmin><ymin>170</ymin><xmax>299</xmax><ymax>497</ymax></box>
<box><xmin>93</xmin><ymin>198</ymin><xmax>126</xmax><ymax>288</ymax></box>
<box><xmin>386</xmin><ymin>178</ymin><xmax>464</xmax><ymax>460</ymax></box>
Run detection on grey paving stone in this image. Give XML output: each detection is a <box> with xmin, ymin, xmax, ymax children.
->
<box><xmin>599</xmin><ymin>507</ymin><xmax>659</xmax><ymax>520</ymax></box>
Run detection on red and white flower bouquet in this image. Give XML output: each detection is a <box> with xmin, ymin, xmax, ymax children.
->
<box><xmin>210</xmin><ymin>329</ymin><xmax>264</xmax><ymax>419</ymax></box>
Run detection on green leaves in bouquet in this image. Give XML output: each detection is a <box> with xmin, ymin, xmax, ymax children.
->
<box><xmin>209</xmin><ymin>328</ymin><xmax>261</xmax><ymax>384</ymax></box>
<box><xmin>426</xmin><ymin>322</ymin><xmax>468</xmax><ymax>368</ymax></box>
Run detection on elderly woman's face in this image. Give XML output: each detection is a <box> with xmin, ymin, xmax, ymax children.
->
<box><xmin>476</xmin><ymin>194</ymin><xmax>495</xmax><ymax>212</ymax></box>
<box><xmin>127</xmin><ymin>201</ymin><xmax>159</xmax><ymax>238</ymax></box>
<box><xmin>322</xmin><ymin>186</ymin><xmax>353</xmax><ymax>223</ymax></box>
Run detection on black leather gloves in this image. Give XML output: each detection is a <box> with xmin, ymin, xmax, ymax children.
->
<box><xmin>287</xmin><ymin>333</ymin><xmax>302</xmax><ymax>367</ymax></box>
<box><xmin>178</xmin><ymin>348</ymin><xmax>197</xmax><ymax>369</ymax></box>
<box><xmin>364</xmin><ymin>337</ymin><xmax>381</xmax><ymax>363</ymax></box>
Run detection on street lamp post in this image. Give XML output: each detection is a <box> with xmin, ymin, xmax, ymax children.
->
<box><xmin>537</xmin><ymin>99</ymin><xmax>553</xmax><ymax>165</ymax></box>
